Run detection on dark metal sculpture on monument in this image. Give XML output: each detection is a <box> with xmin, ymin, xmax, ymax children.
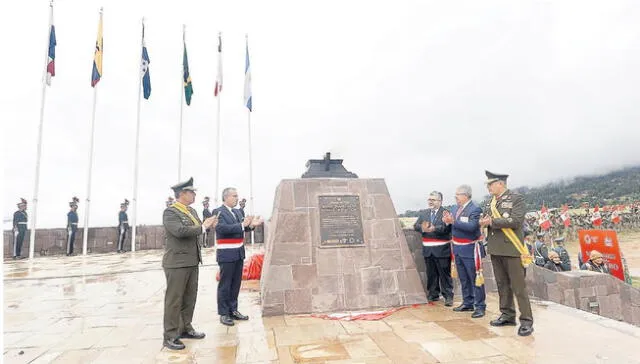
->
<box><xmin>301</xmin><ymin>152</ymin><xmax>358</xmax><ymax>178</ymax></box>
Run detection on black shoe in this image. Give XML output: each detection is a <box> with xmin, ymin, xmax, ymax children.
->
<box><xmin>453</xmin><ymin>305</ymin><xmax>474</xmax><ymax>312</ymax></box>
<box><xmin>220</xmin><ymin>315</ymin><xmax>234</xmax><ymax>326</ymax></box>
<box><xmin>163</xmin><ymin>338</ymin><xmax>185</xmax><ymax>350</ymax></box>
<box><xmin>231</xmin><ymin>311</ymin><xmax>249</xmax><ymax>320</ymax></box>
<box><xmin>490</xmin><ymin>316</ymin><xmax>517</xmax><ymax>326</ymax></box>
<box><xmin>518</xmin><ymin>325</ymin><xmax>534</xmax><ymax>336</ymax></box>
<box><xmin>180</xmin><ymin>330</ymin><xmax>205</xmax><ymax>339</ymax></box>
<box><xmin>428</xmin><ymin>296</ymin><xmax>440</xmax><ymax>302</ymax></box>
<box><xmin>471</xmin><ymin>310</ymin><xmax>485</xmax><ymax>318</ymax></box>
<box><xmin>444</xmin><ymin>297</ymin><xmax>453</xmax><ymax>307</ymax></box>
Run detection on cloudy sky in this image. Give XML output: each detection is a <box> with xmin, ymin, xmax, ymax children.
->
<box><xmin>2</xmin><ymin>0</ymin><xmax>640</xmax><ymax>229</ymax></box>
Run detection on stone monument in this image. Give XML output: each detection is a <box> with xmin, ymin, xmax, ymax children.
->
<box><xmin>260</xmin><ymin>153</ymin><xmax>427</xmax><ymax>315</ymax></box>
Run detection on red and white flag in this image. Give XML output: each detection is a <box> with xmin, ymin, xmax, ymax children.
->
<box><xmin>214</xmin><ymin>32</ymin><xmax>223</xmax><ymax>97</ymax></box>
<box><xmin>560</xmin><ymin>205</ymin><xmax>571</xmax><ymax>227</ymax></box>
<box><xmin>539</xmin><ymin>205</ymin><xmax>551</xmax><ymax>230</ymax></box>
<box><xmin>591</xmin><ymin>205</ymin><xmax>602</xmax><ymax>226</ymax></box>
<box><xmin>611</xmin><ymin>208</ymin><xmax>621</xmax><ymax>224</ymax></box>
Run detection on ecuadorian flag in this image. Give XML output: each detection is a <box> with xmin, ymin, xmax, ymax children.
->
<box><xmin>91</xmin><ymin>11</ymin><xmax>103</xmax><ymax>87</ymax></box>
<box><xmin>183</xmin><ymin>43</ymin><xmax>193</xmax><ymax>105</ymax></box>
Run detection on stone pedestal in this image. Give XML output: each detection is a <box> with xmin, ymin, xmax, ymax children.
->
<box><xmin>260</xmin><ymin>178</ymin><xmax>427</xmax><ymax>316</ymax></box>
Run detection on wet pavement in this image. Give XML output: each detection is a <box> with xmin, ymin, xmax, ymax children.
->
<box><xmin>4</xmin><ymin>248</ymin><xmax>640</xmax><ymax>364</ymax></box>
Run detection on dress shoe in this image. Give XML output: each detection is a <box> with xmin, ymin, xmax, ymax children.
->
<box><xmin>163</xmin><ymin>338</ymin><xmax>185</xmax><ymax>350</ymax></box>
<box><xmin>220</xmin><ymin>315</ymin><xmax>234</xmax><ymax>326</ymax></box>
<box><xmin>180</xmin><ymin>330</ymin><xmax>205</xmax><ymax>339</ymax></box>
<box><xmin>231</xmin><ymin>311</ymin><xmax>249</xmax><ymax>320</ymax></box>
<box><xmin>518</xmin><ymin>325</ymin><xmax>534</xmax><ymax>336</ymax></box>
<box><xmin>444</xmin><ymin>297</ymin><xmax>453</xmax><ymax>307</ymax></box>
<box><xmin>490</xmin><ymin>316</ymin><xmax>517</xmax><ymax>326</ymax></box>
<box><xmin>471</xmin><ymin>310</ymin><xmax>485</xmax><ymax>318</ymax></box>
<box><xmin>453</xmin><ymin>305</ymin><xmax>474</xmax><ymax>312</ymax></box>
<box><xmin>428</xmin><ymin>296</ymin><xmax>440</xmax><ymax>302</ymax></box>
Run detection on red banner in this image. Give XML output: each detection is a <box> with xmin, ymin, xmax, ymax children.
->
<box><xmin>577</xmin><ymin>230</ymin><xmax>624</xmax><ymax>281</ymax></box>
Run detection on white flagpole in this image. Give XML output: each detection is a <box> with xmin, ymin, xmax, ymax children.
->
<box><xmin>214</xmin><ymin>32</ymin><xmax>222</xmax><ymax>209</ymax></box>
<box><xmin>29</xmin><ymin>0</ymin><xmax>54</xmax><ymax>260</ymax></box>
<box><xmin>131</xmin><ymin>17</ymin><xmax>145</xmax><ymax>253</ymax></box>
<box><xmin>83</xmin><ymin>7</ymin><xmax>103</xmax><ymax>256</ymax></box>
<box><xmin>245</xmin><ymin>34</ymin><xmax>255</xmax><ymax>246</ymax></box>
<box><xmin>178</xmin><ymin>24</ymin><xmax>185</xmax><ymax>181</ymax></box>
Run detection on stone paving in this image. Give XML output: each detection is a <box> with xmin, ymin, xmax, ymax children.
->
<box><xmin>3</xmin><ymin>248</ymin><xmax>640</xmax><ymax>363</ymax></box>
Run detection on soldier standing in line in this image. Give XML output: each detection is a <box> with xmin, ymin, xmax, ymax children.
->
<box><xmin>12</xmin><ymin>198</ymin><xmax>28</xmax><ymax>259</ymax></box>
<box><xmin>66</xmin><ymin>197</ymin><xmax>80</xmax><ymax>256</ymax></box>
<box><xmin>202</xmin><ymin>197</ymin><xmax>213</xmax><ymax>248</ymax></box>
<box><xmin>551</xmin><ymin>237</ymin><xmax>571</xmax><ymax>271</ymax></box>
<box><xmin>117</xmin><ymin>199</ymin><xmax>130</xmax><ymax>253</ymax></box>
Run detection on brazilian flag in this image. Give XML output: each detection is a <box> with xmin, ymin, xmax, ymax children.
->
<box><xmin>183</xmin><ymin>44</ymin><xmax>193</xmax><ymax>105</ymax></box>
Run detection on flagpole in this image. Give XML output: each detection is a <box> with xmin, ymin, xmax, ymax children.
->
<box><xmin>214</xmin><ymin>32</ymin><xmax>222</xmax><ymax>209</ymax></box>
<box><xmin>29</xmin><ymin>0</ymin><xmax>54</xmax><ymax>260</ymax></box>
<box><xmin>83</xmin><ymin>7</ymin><xmax>103</xmax><ymax>256</ymax></box>
<box><xmin>245</xmin><ymin>34</ymin><xmax>255</xmax><ymax>247</ymax></box>
<box><xmin>131</xmin><ymin>17</ymin><xmax>145</xmax><ymax>253</ymax></box>
<box><xmin>178</xmin><ymin>24</ymin><xmax>185</xmax><ymax>181</ymax></box>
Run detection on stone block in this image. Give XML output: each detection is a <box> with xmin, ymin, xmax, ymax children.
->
<box><xmin>381</xmin><ymin>271</ymin><xmax>399</xmax><ymax>294</ymax></box>
<box><xmin>361</xmin><ymin>267</ymin><xmax>383</xmax><ymax>295</ymax></box>
<box><xmin>293</xmin><ymin>182</ymin><xmax>309</xmax><ymax>209</ymax></box>
<box><xmin>579</xmin><ymin>286</ymin><xmax>595</xmax><ymax>298</ymax></box>
<box><xmin>343</xmin><ymin>274</ymin><xmax>363</xmax><ymax>297</ymax></box>
<box><xmin>276</xmin><ymin>181</ymin><xmax>294</xmax><ymax>211</ymax></box>
<box><xmin>371</xmin><ymin>195</ymin><xmax>397</xmax><ymax>219</ymax></box>
<box><xmin>273</xmin><ymin>213</ymin><xmax>311</xmax><ymax>243</ymax></box>
<box><xmin>630</xmin><ymin>287</ymin><xmax>640</xmax><ymax>306</ymax></box>
<box><xmin>598</xmin><ymin>294</ymin><xmax>622</xmax><ymax>320</ymax></box>
<box><xmin>263</xmin><ymin>265</ymin><xmax>293</xmax><ymax>291</ymax></box>
<box><xmin>595</xmin><ymin>285</ymin><xmax>608</xmax><ymax>296</ymax></box>
<box><xmin>292</xmin><ymin>264</ymin><xmax>318</xmax><ymax>289</ymax></box>
<box><xmin>579</xmin><ymin>298</ymin><xmax>592</xmax><ymax>311</ymax></box>
<box><xmin>370</xmin><ymin>220</ymin><xmax>396</xmax><ymax>240</ymax></box>
<box><xmin>631</xmin><ymin>306</ymin><xmax>640</xmax><ymax>326</ymax></box>
<box><xmin>371</xmin><ymin>249</ymin><xmax>402</xmax><ymax>270</ymax></box>
<box><xmin>547</xmin><ymin>283</ymin><xmax>563</xmax><ymax>303</ymax></box>
<box><xmin>564</xmin><ymin>290</ymin><xmax>577</xmax><ymax>308</ymax></box>
<box><xmin>264</xmin><ymin>290</ymin><xmax>285</xmax><ymax>305</ymax></box>
<box><xmin>263</xmin><ymin>304</ymin><xmax>284</xmax><ymax>316</ymax></box>
<box><xmin>396</xmin><ymin>270</ymin><xmax>423</xmax><ymax>294</ymax></box>
<box><xmin>312</xmin><ymin>294</ymin><xmax>345</xmax><ymax>312</ymax></box>
<box><xmin>272</xmin><ymin>242</ymin><xmax>311</xmax><ymax>266</ymax></box>
<box><xmin>377</xmin><ymin>293</ymin><xmax>401</xmax><ymax>307</ymax></box>
<box><xmin>314</xmin><ymin>275</ymin><xmax>344</xmax><ymax>295</ymax></box>
<box><xmin>316</xmin><ymin>249</ymin><xmax>340</xmax><ymax>276</ymax></box>
<box><xmin>285</xmin><ymin>289</ymin><xmax>312</xmax><ymax>314</ymax></box>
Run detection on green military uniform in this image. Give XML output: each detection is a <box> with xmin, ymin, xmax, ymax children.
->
<box><xmin>162</xmin><ymin>177</ymin><xmax>204</xmax><ymax>345</ymax></box>
<box><xmin>483</xmin><ymin>171</ymin><xmax>533</xmax><ymax>331</ymax></box>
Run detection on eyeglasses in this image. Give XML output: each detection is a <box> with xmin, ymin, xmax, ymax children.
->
<box><xmin>427</xmin><ymin>199</ymin><xmax>440</xmax><ymax>202</ymax></box>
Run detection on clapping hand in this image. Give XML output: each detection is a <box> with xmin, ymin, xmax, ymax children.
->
<box><xmin>479</xmin><ymin>215</ymin><xmax>492</xmax><ymax>227</ymax></box>
<box><xmin>250</xmin><ymin>216</ymin><xmax>264</xmax><ymax>227</ymax></box>
<box><xmin>421</xmin><ymin>221</ymin><xmax>435</xmax><ymax>233</ymax></box>
<box><xmin>203</xmin><ymin>215</ymin><xmax>218</xmax><ymax>229</ymax></box>
<box><xmin>242</xmin><ymin>216</ymin><xmax>253</xmax><ymax>228</ymax></box>
<box><xmin>442</xmin><ymin>210</ymin><xmax>454</xmax><ymax>225</ymax></box>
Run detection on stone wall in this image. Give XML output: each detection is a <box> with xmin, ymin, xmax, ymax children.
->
<box><xmin>403</xmin><ymin>229</ymin><xmax>640</xmax><ymax>327</ymax></box>
<box><xmin>3</xmin><ymin>225</ymin><xmax>264</xmax><ymax>258</ymax></box>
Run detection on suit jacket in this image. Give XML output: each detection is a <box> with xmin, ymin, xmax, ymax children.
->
<box><xmin>451</xmin><ymin>201</ymin><xmax>483</xmax><ymax>259</ymax></box>
<box><xmin>162</xmin><ymin>205</ymin><xmax>203</xmax><ymax>268</ymax></box>
<box><xmin>483</xmin><ymin>190</ymin><xmax>525</xmax><ymax>257</ymax></box>
<box><xmin>215</xmin><ymin>205</ymin><xmax>253</xmax><ymax>263</ymax></box>
<box><xmin>413</xmin><ymin>207</ymin><xmax>452</xmax><ymax>258</ymax></box>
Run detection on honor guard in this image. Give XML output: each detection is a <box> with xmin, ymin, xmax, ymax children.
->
<box><xmin>12</xmin><ymin>198</ymin><xmax>28</xmax><ymax>259</ymax></box>
<box><xmin>117</xmin><ymin>199</ymin><xmax>130</xmax><ymax>253</ymax></box>
<box><xmin>166</xmin><ymin>196</ymin><xmax>175</xmax><ymax>208</ymax></box>
<box><xmin>66</xmin><ymin>197</ymin><xmax>80</xmax><ymax>256</ymax></box>
<box><xmin>202</xmin><ymin>197</ymin><xmax>213</xmax><ymax>248</ymax></box>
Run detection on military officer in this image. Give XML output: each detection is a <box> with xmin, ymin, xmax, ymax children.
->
<box><xmin>215</xmin><ymin>187</ymin><xmax>263</xmax><ymax>326</ymax></box>
<box><xmin>532</xmin><ymin>232</ymin><xmax>549</xmax><ymax>267</ymax></box>
<box><xmin>552</xmin><ymin>237</ymin><xmax>571</xmax><ymax>271</ymax></box>
<box><xmin>12</xmin><ymin>198</ymin><xmax>28</xmax><ymax>259</ymax></box>
<box><xmin>162</xmin><ymin>177</ymin><xmax>218</xmax><ymax>351</ymax></box>
<box><xmin>479</xmin><ymin>171</ymin><xmax>534</xmax><ymax>336</ymax></box>
<box><xmin>166</xmin><ymin>196</ymin><xmax>175</xmax><ymax>208</ymax></box>
<box><xmin>202</xmin><ymin>197</ymin><xmax>213</xmax><ymax>248</ymax></box>
<box><xmin>67</xmin><ymin>197</ymin><xmax>80</xmax><ymax>256</ymax></box>
<box><xmin>117</xmin><ymin>199</ymin><xmax>130</xmax><ymax>253</ymax></box>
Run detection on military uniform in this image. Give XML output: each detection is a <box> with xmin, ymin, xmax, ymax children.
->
<box><xmin>12</xmin><ymin>198</ymin><xmax>28</xmax><ymax>259</ymax></box>
<box><xmin>67</xmin><ymin>197</ymin><xmax>79</xmax><ymax>256</ymax></box>
<box><xmin>482</xmin><ymin>171</ymin><xmax>533</xmax><ymax>336</ymax></box>
<box><xmin>117</xmin><ymin>199</ymin><xmax>130</xmax><ymax>253</ymax></box>
<box><xmin>202</xmin><ymin>197</ymin><xmax>213</xmax><ymax>248</ymax></box>
<box><xmin>552</xmin><ymin>237</ymin><xmax>571</xmax><ymax>271</ymax></box>
<box><xmin>532</xmin><ymin>232</ymin><xmax>549</xmax><ymax>267</ymax></box>
<box><xmin>162</xmin><ymin>177</ymin><xmax>207</xmax><ymax>351</ymax></box>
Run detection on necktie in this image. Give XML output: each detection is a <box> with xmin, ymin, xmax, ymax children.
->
<box><xmin>431</xmin><ymin>210</ymin><xmax>436</xmax><ymax>223</ymax></box>
<box><xmin>456</xmin><ymin>206</ymin><xmax>463</xmax><ymax>219</ymax></box>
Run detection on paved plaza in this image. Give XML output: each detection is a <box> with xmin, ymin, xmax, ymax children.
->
<box><xmin>4</xmin><ymin>248</ymin><xmax>640</xmax><ymax>363</ymax></box>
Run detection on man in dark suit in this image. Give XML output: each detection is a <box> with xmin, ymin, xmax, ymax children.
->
<box><xmin>444</xmin><ymin>185</ymin><xmax>486</xmax><ymax>318</ymax></box>
<box><xmin>215</xmin><ymin>187</ymin><xmax>263</xmax><ymax>326</ymax></box>
<box><xmin>162</xmin><ymin>177</ymin><xmax>218</xmax><ymax>350</ymax></box>
<box><xmin>480</xmin><ymin>171</ymin><xmax>533</xmax><ymax>337</ymax></box>
<box><xmin>413</xmin><ymin>191</ymin><xmax>453</xmax><ymax>306</ymax></box>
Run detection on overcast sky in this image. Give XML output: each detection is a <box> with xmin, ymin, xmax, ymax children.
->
<box><xmin>2</xmin><ymin>0</ymin><xmax>640</xmax><ymax>229</ymax></box>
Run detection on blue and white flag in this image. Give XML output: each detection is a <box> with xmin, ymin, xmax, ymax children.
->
<box><xmin>141</xmin><ymin>23</ymin><xmax>151</xmax><ymax>99</ymax></box>
<box><xmin>244</xmin><ymin>36</ymin><xmax>252</xmax><ymax>112</ymax></box>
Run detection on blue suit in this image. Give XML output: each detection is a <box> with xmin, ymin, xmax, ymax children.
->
<box><xmin>451</xmin><ymin>201</ymin><xmax>486</xmax><ymax>310</ymax></box>
<box><xmin>215</xmin><ymin>205</ymin><xmax>253</xmax><ymax>316</ymax></box>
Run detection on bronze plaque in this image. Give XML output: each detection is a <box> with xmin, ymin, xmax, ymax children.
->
<box><xmin>318</xmin><ymin>195</ymin><xmax>364</xmax><ymax>247</ymax></box>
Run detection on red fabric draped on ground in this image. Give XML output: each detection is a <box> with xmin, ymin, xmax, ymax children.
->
<box><xmin>308</xmin><ymin>305</ymin><xmax>421</xmax><ymax>321</ymax></box>
<box><xmin>215</xmin><ymin>253</ymin><xmax>264</xmax><ymax>281</ymax></box>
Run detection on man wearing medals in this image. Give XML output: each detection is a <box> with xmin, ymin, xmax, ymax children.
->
<box><xmin>161</xmin><ymin>177</ymin><xmax>218</xmax><ymax>350</ymax></box>
<box><xmin>479</xmin><ymin>171</ymin><xmax>534</xmax><ymax>336</ymax></box>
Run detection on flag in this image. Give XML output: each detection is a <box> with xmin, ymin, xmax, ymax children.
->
<box><xmin>591</xmin><ymin>205</ymin><xmax>602</xmax><ymax>226</ymax></box>
<box><xmin>560</xmin><ymin>205</ymin><xmax>571</xmax><ymax>227</ymax></box>
<box><xmin>141</xmin><ymin>23</ymin><xmax>151</xmax><ymax>99</ymax></box>
<box><xmin>611</xmin><ymin>208</ymin><xmax>621</xmax><ymax>224</ymax></box>
<box><xmin>214</xmin><ymin>33</ymin><xmax>222</xmax><ymax>97</ymax></box>
<box><xmin>539</xmin><ymin>205</ymin><xmax>551</xmax><ymax>230</ymax></box>
<box><xmin>244</xmin><ymin>36</ymin><xmax>252</xmax><ymax>111</ymax></box>
<box><xmin>91</xmin><ymin>11</ymin><xmax>103</xmax><ymax>87</ymax></box>
<box><xmin>183</xmin><ymin>42</ymin><xmax>193</xmax><ymax>105</ymax></box>
<box><xmin>46</xmin><ymin>22</ymin><xmax>56</xmax><ymax>85</ymax></box>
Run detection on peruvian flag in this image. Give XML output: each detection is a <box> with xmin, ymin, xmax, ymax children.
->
<box><xmin>214</xmin><ymin>33</ymin><xmax>223</xmax><ymax>97</ymax></box>
<box><xmin>611</xmin><ymin>208</ymin><xmax>621</xmax><ymax>224</ymax></box>
<box><xmin>560</xmin><ymin>205</ymin><xmax>571</xmax><ymax>227</ymax></box>
<box><xmin>539</xmin><ymin>205</ymin><xmax>551</xmax><ymax>230</ymax></box>
<box><xmin>46</xmin><ymin>23</ymin><xmax>56</xmax><ymax>85</ymax></box>
<box><xmin>591</xmin><ymin>205</ymin><xmax>602</xmax><ymax>226</ymax></box>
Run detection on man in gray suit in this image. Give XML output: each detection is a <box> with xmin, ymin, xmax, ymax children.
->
<box><xmin>162</xmin><ymin>177</ymin><xmax>218</xmax><ymax>350</ymax></box>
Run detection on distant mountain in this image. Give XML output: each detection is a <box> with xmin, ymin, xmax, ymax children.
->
<box><xmin>399</xmin><ymin>166</ymin><xmax>640</xmax><ymax>216</ymax></box>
